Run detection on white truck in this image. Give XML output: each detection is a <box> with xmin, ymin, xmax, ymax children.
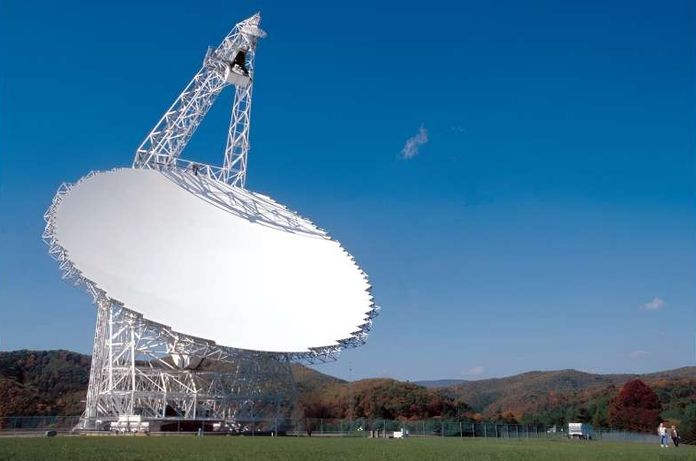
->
<box><xmin>567</xmin><ymin>422</ymin><xmax>592</xmax><ymax>440</ymax></box>
<box><xmin>110</xmin><ymin>415</ymin><xmax>150</xmax><ymax>434</ymax></box>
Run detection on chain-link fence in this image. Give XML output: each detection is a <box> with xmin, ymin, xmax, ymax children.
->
<box><xmin>0</xmin><ymin>416</ymin><xmax>81</xmax><ymax>434</ymax></box>
<box><xmin>0</xmin><ymin>416</ymin><xmax>676</xmax><ymax>444</ymax></box>
<box><xmin>291</xmin><ymin>419</ymin><xmax>663</xmax><ymax>444</ymax></box>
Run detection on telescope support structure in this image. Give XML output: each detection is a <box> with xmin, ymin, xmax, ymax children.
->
<box><xmin>80</xmin><ymin>295</ymin><xmax>295</xmax><ymax>431</ymax></box>
<box><xmin>133</xmin><ymin>13</ymin><xmax>265</xmax><ymax>188</ymax></box>
<box><xmin>42</xmin><ymin>11</ymin><xmax>378</xmax><ymax>432</ymax></box>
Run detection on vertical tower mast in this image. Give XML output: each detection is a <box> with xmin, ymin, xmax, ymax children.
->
<box><xmin>133</xmin><ymin>13</ymin><xmax>265</xmax><ymax>187</ymax></box>
<box><xmin>222</xmin><ymin>52</ymin><xmax>256</xmax><ymax>187</ymax></box>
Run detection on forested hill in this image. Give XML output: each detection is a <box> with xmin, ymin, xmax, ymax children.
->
<box><xmin>416</xmin><ymin>368</ymin><xmax>696</xmax><ymax>426</ymax></box>
<box><xmin>1</xmin><ymin>350</ymin><xmax>695</xmax><ymax>430</ymax></box>
<box><xmin>0</xmin><ymin>350</ymin><xmax>341</xmax><ymax>417</ymax></box>
<box><xmin>417</xmin><ymin>367</ymin><xmax>696</xmax><ymax>391</ymax></box>
<box><xmin>0</xmin><ymin>350</ymin><xmax>89</xmax><ymax>416</ymax></box>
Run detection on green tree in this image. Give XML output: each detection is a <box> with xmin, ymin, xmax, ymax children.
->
<box><xmin>575</xmin><ymin>406</ymin><xmax>592</xmax><ymax>423</ymax></box>
<box><xmin>678</xmin><ymin>404</ymin><xmax>696</xmax><ymax>445</ymax></box>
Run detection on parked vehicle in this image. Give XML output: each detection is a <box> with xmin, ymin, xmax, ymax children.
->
<box><xmin>567</xmin><ymin>422</ymin><xmax>592</xmax><ymax>440</ymax></box>
<box><xmin>109</xmin><ymin>415</ymin><xmax>150</xmax><ymax>433</ymax></box>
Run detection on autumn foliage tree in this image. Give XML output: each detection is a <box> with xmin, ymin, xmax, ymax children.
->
<box><xmin>298</xmin><ymin>379</ymin><xmax>473</xmax><ymax>421</ymax></box>
<box><xmin>608</xmin><ymin>379</ymin><xmax>662</xmax><ymax>432</ymax></box>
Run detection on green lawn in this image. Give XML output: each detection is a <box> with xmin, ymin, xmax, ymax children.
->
<box><xmin>0</xmin><ymin>436</ymin><xmax>695</xmax><ymax>461</ymax></box>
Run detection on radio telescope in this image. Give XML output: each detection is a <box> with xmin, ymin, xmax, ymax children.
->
<box><xmin>43</xmin><ymin>13</ymin><xmax>377</xmax><ymax>431</ymax></box>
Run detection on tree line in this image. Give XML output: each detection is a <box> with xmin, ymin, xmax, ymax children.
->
<box><xmin>298</xmin><ymin>377</ymin><xmax>696</xmax><ymax>440</ymax></box>
<box><xmin>1</xmin><ymin>350</ymin><xmax>695</xmax><ymax>441</ymax></box>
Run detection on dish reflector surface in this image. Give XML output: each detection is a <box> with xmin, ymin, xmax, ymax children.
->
<box><xmin>52</xmin><ymin>168</ymin><xmax>373</xmax><ymax>352</ymax></box>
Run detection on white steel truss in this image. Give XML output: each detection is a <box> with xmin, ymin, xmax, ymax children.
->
<box><xmin>222</xmin><ymin>42</ymin><xmax>256</xmax><ymax>186</ymax></box>
<box><xmin>43</xmin><ymin>173</ymin><xmax>376</xmax><ymax>431</ymax></box>
<box><xmin>133</xmin><ymin>13</ymin><xmax>265</xmax><ymax>187</ymax></box>
<box><xmin>78</xmin><ymin>298</ymin><xmax>296</xmax><ymax>430</ymax></box>
<box><xmin>44</xmin><ymin>12</ymin><xmax>379</xmax><ymax>431</ymax></box>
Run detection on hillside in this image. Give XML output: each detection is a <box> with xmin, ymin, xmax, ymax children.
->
<box><xmin>1</xmin><ymin>350</ymin><xmax>695</xmax><ymax>430</ymax></box>
<box><xmin>0</xmin><ymin>351</ymin><xmax>470</xmax><ymax>420</ymax></box>
<box><xmin>418</xmin><ymin>368</ymin><xmax>696</xmax><ymax>425</ymax></box>
<box><xmin>432</xmin><ymin>369</ymin><xmax>633</xmax><ymax>415</ymax></box>
<box><xmin>0</xmin><ymin>350</ymin><xmax>90</xmax><ymax>416</ymax></box>
<box><xmin>0</xmin><ymin>350</ymin><xmax>342</xmax><ymax>417</ymax></box>
<box><xmin>292</xmin><ymin>363</ymin><xmax>345</xmax><ymax>392</ymax></box>
<box><xmin>297</xmin><ymin>376</ymin><xmax>472</xmax><ymax>420</ymax></box>
<box><xmin>419</xmin><ymin>367</ymin><xmax>696</xmax><ymax>392</ymax></box>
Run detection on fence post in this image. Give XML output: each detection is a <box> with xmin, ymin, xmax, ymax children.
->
<box><xmin>484</xmin><ymin>422</ymin><xmax>487</xmax><ymax>438</ymax></box>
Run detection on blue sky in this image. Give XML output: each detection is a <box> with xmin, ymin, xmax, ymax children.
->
<box><xmin>1</xmin><ymin>0</ymin><xmax>694</xmax><ymax>381</ymax></box>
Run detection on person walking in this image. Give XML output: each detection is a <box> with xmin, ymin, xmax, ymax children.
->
<box><xmin>658</xmin><ymin>422</ymin><xmax>669</xmax><ymax>448</ymax></box>
<box><xmin>670</xmin><ymin>425</ymin><xmax>680</xmax><ymax>447</ymax></box>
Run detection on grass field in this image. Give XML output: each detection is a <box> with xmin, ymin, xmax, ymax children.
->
<box><xmin>1</xmin><ymin>436</ymin><xmax>695</xmax><ymax>461</ymax></box>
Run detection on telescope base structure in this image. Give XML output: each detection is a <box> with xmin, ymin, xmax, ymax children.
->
<box><xmin>79</xmin><ymin>297</ymin><xmax>296</xmax><ymax>432</ymax></box>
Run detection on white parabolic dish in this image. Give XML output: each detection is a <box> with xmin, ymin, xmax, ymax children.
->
<box><xmin>51</xmin><ymin>168</ymin><xmax>374</xmax><ymax>353</ymax></box>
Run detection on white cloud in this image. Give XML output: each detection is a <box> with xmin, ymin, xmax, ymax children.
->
<box><xmin>629</xmin><ymin>350</ymin><xmax>649</xmax><ymax>358</ymax></box>
<box><xmin>400</xmin><ymin>125</ymin><xmax>428</xmax><ymax>159</ymax></box>
<box><xmin>642</xmin><ymin>297</ymin><xmax>666</xmax><ymax>311</ymax></box>
<box><xmin>464</xmin><ymin>366</ymin><xmax>485</xmax><ymax>376</ymax></box>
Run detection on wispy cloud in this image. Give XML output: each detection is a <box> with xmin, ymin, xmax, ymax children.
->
<box><xmin>629</xmin><ymin>350</ymin><xmax>649</xmax><ymax>358</ymax></box>
<box><xmin>464</xmin><ymin>366</ymin><xmax>485</xmax><ymax>376</ymax></box>
<box><xmin>641</xmin><ymin>297</ymin><xmax>666</xmax><ymax>311</ymax></box>
<box><xmin>400</xmin><ymin>125</ymin><xmax>428</xmax><ymax>159</ymax></box>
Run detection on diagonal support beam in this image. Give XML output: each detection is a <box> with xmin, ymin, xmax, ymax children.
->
<box><xmin>133</xmin><ymin>13</ymin><xmax>265</xmax><ymax>180</ymax></box>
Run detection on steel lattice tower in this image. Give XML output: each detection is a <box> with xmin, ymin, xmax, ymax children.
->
<box><xmin>43</xmin><ymin>12</ymin><xmax>378</xmax><ymax>433</ymax></box>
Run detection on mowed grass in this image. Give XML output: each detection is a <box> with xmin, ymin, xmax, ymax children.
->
<box><xmin>1</xmin><ymin>436</ymin><xmax>695</xmax><ymax>461</ymax></box>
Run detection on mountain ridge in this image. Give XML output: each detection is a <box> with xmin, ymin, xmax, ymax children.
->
<box><xmin>415</xmin><ymin>366</ymin><xmax>696</xmax><ymax>389</ymax></box>
<box><xmin>1</xmin><ymin>349</ymin><xmax>694</xmax><ymax>427</ymax></box>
